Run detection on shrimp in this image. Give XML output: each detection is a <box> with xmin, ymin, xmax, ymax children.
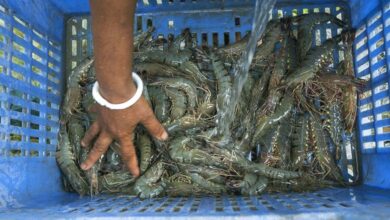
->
<box><xmin>291</xmin><ymin>113</ymin><xmax>310</xmax><ymax>170</ymax></box>
<box><xmin>210</xmin><ymin>52</ymin><xmax>233</xmax><ymax>119</ymax></box>
<box><xmin>133</xmin><ymin>27</ymin><xmax>155</xmax><ymax>51</ymax></box>
<box><xmin>164</xmin><ymin>115</ymin><xmax>214</xmax><ymax>134</ymax></box>
<box><xmin>99</xmin><ymin>171</ymin><xmax>136</xmax><ymax>193</ymax></box>
<box><xmin>168</xmin><ymin>137</ymin><xmax>225</xmax><ymax>168</ymax></box>
<box><xmin>135</xmin><ymin>62</ymin><xmax>202</xmax><ymax>84</ymax></box>
<box><xmin>311</xmin><ymin>113</ymin><xmax>344</xmax><ymax>182</ymax></box>
<box><xmin>285</xmin><ymin>35</ymin><xmax>343</xmax><ymax>87</ymax></box>
<box><xmin>135</xmin><ymin>49</ymin><xmax>193</xmax><ymax>67</ymax></box>
<box><xmin>67</xmin><ymin>117</ymin><xmax>85</xmax><ymax>165</ymax></box>
<box><xmin>257</xmin><ymin>43</ymin><xmax>287</xmax><ymax>116</ymax></box>
<box><xmin>252</xmin><ymin>94</ymin><xmax>294</xmax><ymax>146</ymax></box>
<box><xmin>274</xmin><ymin>116</ymin><xmax>293</xmax><ymax>169</ymax></box>
<box><xmin>179</xmin><ymin>164</ymin><xmax>227</xmax><ymax>185</ymax></box>
<box><xmin>213</xmin><ymin>147</ymin><xmax>301</xmax><ymax>180</ymax></box>
<box><xmin>238</xmin><ymin>68</ymin><xmax>273</xmax><ymax>143</ymax></box>
<box><xmin>187</xmin><ymin>173</ymin><xmax>227</xmax><ymax>194</ymax></box>
<box><xmin>150</xmin><ymin>77</ymin><xmax>199</xmax><ymax>110</ymax></box>
<box><xmin>294</xmin><ymin>12</ymin><xmax>346</xmax><ymax>60</ymax></box>
<box><xmin>148</xmin><ymin>87</ymin><xmax>170</xmax><ymax>123</ymax></box>
<box><xmin>62</xmin><ymin>57</ymin><xmax>94</xmax><ymax>120</ymax></box>
<box><xmin>324</xmin><ymin>101</ymin><xmax>343</xmax><ymax>161</ymax></box>
<box><xmin>285</xmin><ymin>27</ymin><xmax>299</xmax><ymax>73</ymax></box>
<box><xmin>340</xmin><ymin>30</ymin><xmax>358</xmax><ymax>133</ymax></box>
<box><xmin>165</xmin><ymin>88</ymin><xmax>187</xmax><ymax>120</ymax></box>
<box><xmin>240</xmin><ymin>173</ymin><xmax>268</xmax><ymax>196</ymax></box>
<box><xmin>252</xmin><ymin>20</ymin><xmax>283</xmax><ymax>69</ymax></box>
<box><xmin>133</xmin><ymin>160</ymin><xmax>166</xmax><ymax>199</ymax></box>
<box><xmin>137</xmin><ymin>134</ymin><xmax>154</xmax><ymax>174</ymax></box>
<box><xmin>56</xmin><ymin>125</ymin><xmax>89</xmax><ymax>195</ymax></box>
<box><xmin>169</xmin><ymin>28</ymin><xmax>193</xmax><ymax>51</ymax></box>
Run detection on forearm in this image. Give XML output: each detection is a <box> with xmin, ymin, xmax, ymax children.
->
<box><xmin>89</xmin><ymin>0</ymin><xmax>137</xmax><ymax>103</ymax></box>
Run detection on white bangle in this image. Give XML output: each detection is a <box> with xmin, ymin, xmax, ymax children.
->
<box><xmin>92</xmin><ymin>72</ymin><xmax>144</xmax><ymax>110</ymax></box>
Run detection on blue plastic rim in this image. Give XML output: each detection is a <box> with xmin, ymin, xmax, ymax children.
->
<box><xmin>0</xmin><ymin>0</ymin><xmax>390</xmax><ymax>218</ymax></box>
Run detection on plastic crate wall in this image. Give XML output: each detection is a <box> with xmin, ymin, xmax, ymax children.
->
<box><xmin>0</xmin><ymin>0</ymin><xmax>66</xmax><ymax>207</ymax></box>
<box><xmin>353</xmin><ymin>0</ymin><xmax>390</xmax><ymax>189</ymax></box>
<box><xmin>0</xmin><ymin>0</ymin><xmax>389</xmax><ymax>217</ymax></box>
<box><xmin>66</xmin><ymin>0</ymin><xmax>359</xmax><ymax>182</ymax></box>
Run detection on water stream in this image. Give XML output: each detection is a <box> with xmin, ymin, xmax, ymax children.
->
<box><xmin>216</xmin><ymin>0</ymin><xmax>277</xmax><ymax>141</ymax></box>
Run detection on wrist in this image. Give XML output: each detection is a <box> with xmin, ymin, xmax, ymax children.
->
<box><xmin>92</xmin><ymin>72</ymin><xmax>144</xmax><ymax>110</ymax></box>
<box><xmin>98</xmin><ymin>78</ymin><xmax>137</xmax><ymax>104</ymax></box>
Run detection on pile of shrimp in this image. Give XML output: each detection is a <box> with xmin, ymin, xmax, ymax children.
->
<box><xmin>57</xmin><ymin>12</ymin><xmax>365</xmax><ymax>198</ymax></box>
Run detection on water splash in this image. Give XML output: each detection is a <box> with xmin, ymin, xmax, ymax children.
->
<box><xmin>217</xmin><ymin>0</ymin><xmax>276</xmax><ymax>141</ymax></box>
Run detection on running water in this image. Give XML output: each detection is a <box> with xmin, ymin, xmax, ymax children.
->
<box><xmin>216</xmin><ymin>0</ymin><xmax>277</xmax><ymax>141</ymax></box>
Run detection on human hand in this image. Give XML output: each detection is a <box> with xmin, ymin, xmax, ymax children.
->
<box><xmin>80</xmin><ymin>94</ymin><xmax>168</xmax><ymax>177</ymax></box>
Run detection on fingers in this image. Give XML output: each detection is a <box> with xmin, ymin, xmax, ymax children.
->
<box><xmin>81</xmin><ymin>121</ymin><xmax>100</xmax><ymax>147</ymax></box>
<box><xmin>141</xmin><ymin>114</ymin><xmax>168</xmax><ymax>141</ymax></box>
<box><xmin>119</xmin><ymin>137</ymin><xmax>140</xmax><ymax>177</ymax></box>
<box><xmin>80</xmin><ymin>132</ymin><xmax>112</xmax><ymax>170</ymax></box>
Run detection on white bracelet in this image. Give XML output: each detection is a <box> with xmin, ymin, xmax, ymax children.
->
<box><xmin>92</xmin><ymin>72</ymin><xmax>144</xmax><ymax>110</ymax></box>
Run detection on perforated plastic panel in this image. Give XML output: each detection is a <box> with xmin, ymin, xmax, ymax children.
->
<box><xmin>65</xmin><ymin>0</ymin><xmax>359</xmax><ymax>183</ymax></box>
<box><xmin>1</xmin><ymin>0</ymin><xmax>390</xmax><ymax>219</ymax></box>
<box><xmin>66</xmin><ymin>0</ymin><xmax>350</xmax><ymax>67</ymax></box>
<box><xmin>2</xmin><ymin>186</ymin><xmax>390</xmax><ymax>219</ymax></box>
<box><xmin>0</xmin><ymin>2</ymin><xmax>64</xmax><ymax>205</ymax></box>
<box><xmin>354</xmin><ymin>1</ymin><xmax>390</xmax><ymax>189</ymax></box>
<box><xmin>356</xmin><ymin>3</ymin><xmax>390</xmax><ymax>152</ymax></box>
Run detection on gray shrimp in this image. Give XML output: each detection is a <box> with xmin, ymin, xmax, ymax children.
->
<box><xmin>137</xmin><ymin>134</ymin><xmax>154</xmax><ymax>174</ymax></box>
<box><xmin>257</xmin><ymin>44</ymin><xmax>288</xmax><ymax>116</ymax></box>
<box><xmin>210</xmin><ymin>52</ymin><xmax>233</xmax><ymax>116</ymax></box>
<box><xmin>148</xmin><ymin>87</ymin><xmax>171</xmax><ymax>123</ymax></box>
<box><xmin>294</xmin><ymin>12</ymin><xmax>346</xmax><ymax>60</ymax></box>
<box><xmin>252</xmin><ymin>20</ymin><xmax>283</xmax><ymax>68</ymax></box>
<box><xmin>134</xmin><ymin>27</ymin><xmax>155</xmax><ymax>51</ymax></box>
<box><xmin>178</xmin><ymin>61</ymin><xmax>208</xmax><ymax>83</ymax></box>
<box><xmin>150</xmin><ymin>77</ymin><xmax>199</xmax><ymax>110</ymax></box>
<box><xmin>240</xmin><ymin>173</ymin><xmax>268</xmax><ymax>196</ymax></box>
<box><xmin>291</xmin><ymin>113</ymin><xmax>310</xmax><ymax>170</ymax></box>
<box><xmin>133</xmin><ymin>160</ymin><xmax>166</xmax><ymax>199</ymax></box>
<box><xmin>275</xmin><ymin>116</ymin><xmax>293</xmax><ymax>169</ymax></box>
<box><xmin>340</xmin><ymin>30</ymin><xmax>358</xmax><ymax>133</ymax></box>
<box><xmin>179</xmin><ymin>164</ymin><xmax>226</xmax><ymax>185</ymax></box>
<box><xmin>311</xmin><ymin>113</ymin><xmax>344</xmax><ymax>182</ymax></box>
<box><xmin>67</xmin><ymin>117</ymin><xmax>85</xmax><ymax>165</ymax></box>
<box><xmin>99</xmin><ymin>171</ymin><xmax>136</xmax><ymax>193</ymax></box>
<box><xmin>187</xmin><ymin>173</ymin><xmax>227</xmax><ymax>194</ymax></box>
<box><xmin>135</xmin><ymin>62</ymin><xmax>202</xmax><ymax>84</ymax></box>
<box><xmin>213</xmin><ymin>147</ymin><xmax>301</xmax><ymax>180</ymax></box>
<box><xmin>63</xmin><ymin>57</ymin><xmax>94</xmax><ymax>119</ymax></box>
<box><xmin>324</xmin><ymin>101</ymin><xmax>343</xmax><ymax>161</ymax></box>
<box><xmin>252</xmin><ymin>94</ymin><xmax>294</xmax><ymax>146</ymax></box>
<box><xmin>135</xmin><ymin>49</ymin><xmax>193</xmax><ymax>67</ymax></box>
<box><xmin>234</xmin><ymin>69</ymin><xmax>273</xmax><ymax>153</ymax></box>
<box><xmin>56</xmin><ymin>125</ymin><xmax>89</xmax><ymax>195</ymax></box>
<box><xmin>169</xmin><ymin>28</ymin><xmax>193</xmax><ymax>51</ymax></box>
<box><xmin>285</xmin><ymin>25</ymin><xmax>299</xmax><ymax>73</ymax></box>
<box><xmin>165</xmin><ymin>88</ymin><xmax>187</xmax><ymax>120</ymax></box>
<box><xmin>103</xmin><ymin>145</ymin><xmax>122</xmax><ymax>172</ymax></box>
<box><xmin>164</xmin><ymin>115</ymin><xmax>215</xmax><ymax>134</ymax></box>
<box><xmin>285</xmin><ymin>34</ymin><xmax>343</xmax><ymax>87</ymax></box>
<box><xmin>168</xmin><ymin>137</ymin><xmax>225</xmax><ymax>168</ymax></box>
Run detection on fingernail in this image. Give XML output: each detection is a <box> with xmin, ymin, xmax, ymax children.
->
<box><xmin>80</xmin><ymin>140</ymin><xmax>86</xmax><ymax>147</ymax></box>
<box><xmin>161</xmin><ymin>131</ymin><xmax>169</xmax><ymax>141</ymax></box>
<box><xmin>80</xmin><ymin>163</ymin><xmax>88</xmax><ymax>170</ymax></box>
<box><xmin>133</xmin><ymin>171</ymin><xmax>140</xmax><ymax>178</ymax></box>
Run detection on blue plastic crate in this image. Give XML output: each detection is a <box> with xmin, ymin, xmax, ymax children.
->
<box><xmin>1</xmin><ymin>0</ymin><xmax>390</xmax><ymax>218</ymax></box>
